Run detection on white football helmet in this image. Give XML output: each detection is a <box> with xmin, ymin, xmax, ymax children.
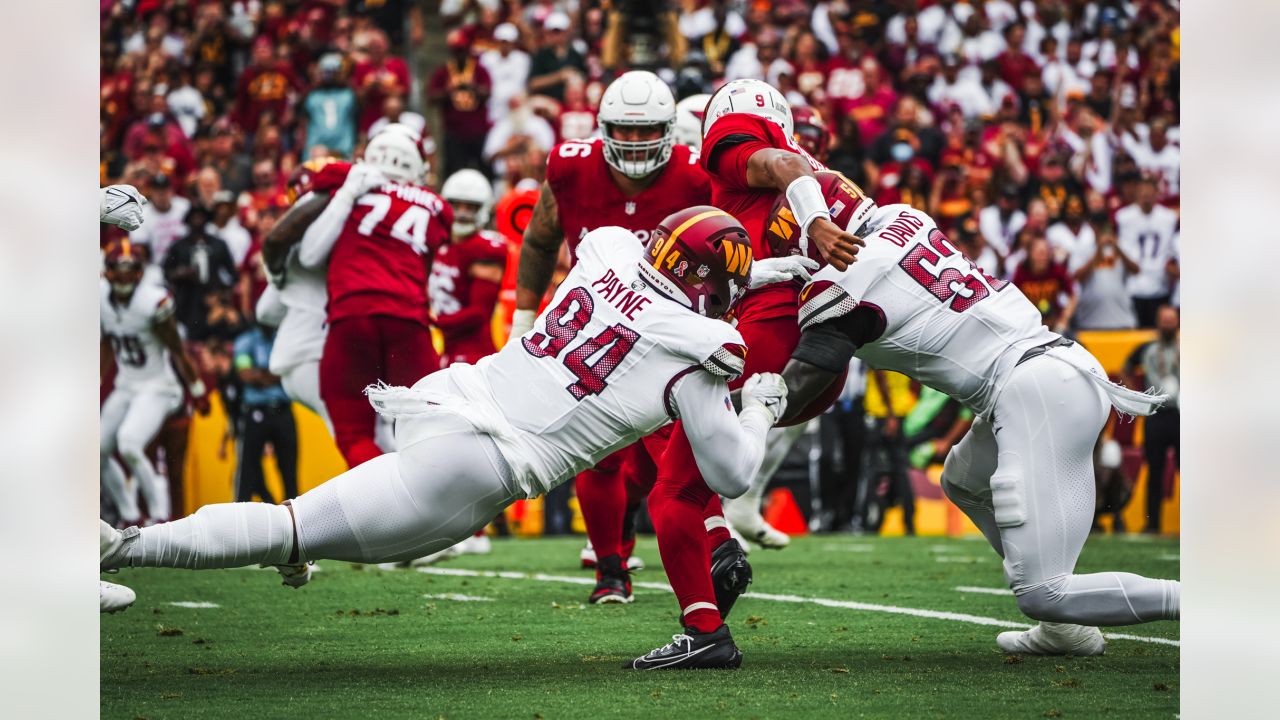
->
<box><xmin>597</xmin><ymin>70</ymin><xmax>677</xmax><ymax>178</ymax></box>
<box><xmin>703</xmin><ymin>79</ymin><xmax>793</xmax><ymax>139</ymax></box>
<box><xmin>674</xmin><ymin>94</ymin><xmax>711</xmax><ymax>150</ymax></box>
<box><xmin>440</xmin><ymin>169</ymin><xmax>494</xmax><ymax>237</ymax></box>
<box><xmin>364</xmin><ymin>123</ymin><xmax>426</xmax><ymax>183</ymax></box>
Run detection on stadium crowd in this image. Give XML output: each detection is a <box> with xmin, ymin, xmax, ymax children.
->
<box><xmin>99</xmin><ymin>0</ymin><xmax>1179</xmax><ymax>535</ymax></box>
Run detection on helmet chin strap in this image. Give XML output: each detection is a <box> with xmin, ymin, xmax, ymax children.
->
<box><xmin>111</xmin><ymin>282</ymin><xmax>137</xmax><ymax>299</ymax></box>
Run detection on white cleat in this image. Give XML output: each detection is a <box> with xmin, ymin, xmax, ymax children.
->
<box><xmin>273</xmin><ymin>563</ymin><xmax>313</xmax><ymax>588</ymax></box>
<box><xmin>408</xmin><ymin>543</ymin><xmax>464</xmax><ymax>568</ymax></box>
<box><xmin>100</xmin><ymin>581</ymin><xmax>136</xmax><ymax>614</ymax></box>
<box><xmin>457</xmin><ymin>533</ymin><xmax>492</xmax><ymax>556</ymax></box>
<box><xmin>724</xmin><ymin>503</ymin><xmax>789</xmax><ymax>550</ymax></box>
<box><xmin>997</xmin><ymin>622</ymin><xmax>1106</xmax><ymax>656</ymax></box>
<box><xmin>580</xmin><ymin>541</ymin><xmax>644</xmax><ymax>570</ymax></box>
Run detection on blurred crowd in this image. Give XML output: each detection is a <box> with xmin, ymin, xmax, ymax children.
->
<box><xmin>99</xmin><ymin>0</ymin><xmax>1179</xmax><ymax>533</ymax></box>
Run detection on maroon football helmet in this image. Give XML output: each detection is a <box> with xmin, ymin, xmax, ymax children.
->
<box><xmin>640</xmin><ymin>206</ymin><xmax>754</xmax><ymax>319</ymax></box>
<box><xmin>103</xmin><ymin>239</ymin><xmax>145</xmax><ymax>297</ymax></box>
<box><xmin>791</xmin><ymin>106</ymin><xmax>832</xmax><ymax>163</ymax></box>
<box><xmin>766</xmin><ymin>170</ymin><xmax>877</xmax><ymax>267</ymax></box>
<box><xmin>285</xmin><ymin>156</ymin><xmax>341</xmax><ymax>204</ymax></box>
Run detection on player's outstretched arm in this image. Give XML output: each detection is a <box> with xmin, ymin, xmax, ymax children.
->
<box><xmin>511</xmin><ymin>181</ymin><xmax>565</xmax><ymax>337</ymax></box>
<box><xmin>744</xmin><ymin>148</ymin><xmax>863</xmax><ymax>270</ymax></box>
<box><xmin>263</xmin><ymin>191</ymin><xmax>330</xmax><ymax>283</ymax></box>
<box><xmin>298</xmin><ymin>165</ymin><xmax>385</xmax><ymax>269</ymax></box>
<box><xmin>672</xmin><ymin>370</ymin><xmax>782</xmax><ymax>498</ymax></box>
<box><xmin>154</xmin><ymin>313</ymin><xmax>210</xmax><ymax>415</ymax></box>
<box><xmin>776</xmin><ymin>319</ymin><xmax>861</xmax><ymax>425</ymax></box>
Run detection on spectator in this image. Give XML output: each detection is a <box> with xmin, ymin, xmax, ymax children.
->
<box><xmin>1133</xmin><ymin>116</ymin><xmax>1180</xmax><ymax>201</ymax></box>
<box><xmin>207</xmin><ymin>191</ymin><xmax>253</xmax><ymax>268</ymax></box>
<box><xmin>844</xmin><ymin>58</ymin><xmax>898</xmax><ymax>144</ymax></box>
<box><xmin>1046</xmin><ymin>193</ymin><xmax>1095</xmax><ymax>265</ymax></box>
<box><xmin>1070</xmin><ymin>225</ymin><xmax>1139</xmax><ymax>330</ymax></box>
<box><xmin>129</xmin><ymin>173</ymin><xmax>191</xmax><ymax>267</ymax></box>
<box><xmin>694</xmin><ymin>3</ymin><xmax>742</xmax><ymax>79</ymax></box>
<box><xmin>1115</xmin><ymin>178</ymin><xmax>1179</xmax><ymax>326</ymax></box>
<box><xmin>431</xmin><ymin>28</ymin><xmax>494</xmax><ymax>177</ymax></box>
<box><xmin>884</xmin><ymin>15</ymin><xmax>939</xmax><ymax>82</ymax></box>
<box><xmin>928</xmin><ymin>55</ymin><xmax>986</xmax><ymax>119</ymax></box>
<box><xmin>725</xmin><ymin>27</ymin><xmax>785</xmax><ymax>83</ymax></box>
<box><xmin>353</xmin><ymin>29</ymin><xmax>411</xmax><ymax>134</ymax></box>
<box><xmin>162</xmin><ymin>205</ymin><xmax>238</xmax><ymax>342</ymax></box>
<box><xmin>166</xmin><ymin>68</ymin><xmax>207</xmax><ymax>139</ymax></box>
<box><xmin>556</xmin><ymin>78</ymin><xmax>597</xmax><ymax>140</ymax></box>
<box><xmin>528</xmin><ymin>12</ymin><xmax>586</xmax><ymax>103</ymax></box>
<box><xmin>1011</xmin><ymin>235</ymin><xmax>1076</xmax><ymax>333</ymax></box>
<box><xmin>977</xmin><ymin>183</ymin><xmax>1025</xmax><ymax>266</ymax></box>
<box><xmin>192</xmin><ymin>167</ymin><xmax>223</xmax><ymax>212</ymax></box>
<box><xmin>207</xmin><ymin>124</ymin><xmax>253</xmax><ymax>194</ymax></box>
<box><xmin>234</xmin><ymin>36</ymin><xmax>302</xmax><ymax>135</ymax></box>
<box><xmin>995</xmin><ymin>22</ymin><xmax>1039</xmax><ymax>89</ymax></box>
<box><xmin>480</xmin><ymin>23</ymin><xmax>531</xmax><ymax>127</ymax></box>
<box><xmin>871</xmin><ymin>96</ymin><xmax>944</xmax><ymax>170</ymax></box>
<box><xmin>1123</xmin><ymin>305</ymin><xmax>1180</xmax><ymax>534</ymax></box>
<box><xmin>232</xmin><ymin>323</ymin><xmax>298</xmax><ymax>503</ymax></box>
<box><xmin>239</xmin><ymin>159</ymin><xmax>289</xmax><ymax>234</ymax></box>
<box><xmin>483</xmin><ymin>95</ymin><xmax>556</xmax><ymax>185</ymax></box>
<box><xmin>302</xmin><ymin>53</ymin><xmax>357</xmax><ymax>159</ymax></box>
<box><xmin>1027</xmin><ymin>152</ymin><xmax>1082</xmax><ymax>224</ymax></box>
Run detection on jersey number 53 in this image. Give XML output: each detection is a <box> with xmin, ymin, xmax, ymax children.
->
<box><xmin>522</xmin><ymin>287</ymin><xmax>639</xmax><ymax>401</ymax></box>
<box><xmin>899</xmin><ymin>229</ymin><xmax>1007</xmax><ymax>312</ymax></box>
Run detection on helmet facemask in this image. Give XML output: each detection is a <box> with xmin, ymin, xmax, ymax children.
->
<box><xmin>106</xmin><ymin>259</ymin><xmax>143</xmax><ymax>300</ymax></box>
<box><xmin>450</xmin><ymin>200</ymin><xmax>483</xmax><ymax>238</ymax></box>
<box><xmin>600</xmin><ymin>119</ymin><xmax>675</xmax><ymax>179</ymax></box>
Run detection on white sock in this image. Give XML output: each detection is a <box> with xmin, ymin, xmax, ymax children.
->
<box><xmin>110</xmin><ymin>502</ymin><xmax>295</xmax><ymax>570</ymax></box>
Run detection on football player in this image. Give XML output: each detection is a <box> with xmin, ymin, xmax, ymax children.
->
<box><xmin>510</xmin><ymin>71</ymin><xmax>738</xmax><ymax>605</ymax></box>
<box><xmin>296</xmin><ymin>125</ymin><xmax>452</xmax><ymax>468</ymax></box>
<box><xmin>630</xmin><ymin>79</ymin><xmax>867</xmax><ymax>669</ymax></box>
<box><xmin>771</xmin><ymin>199</ymin><xmax>1180</xmax><ymax>656</ymax></box>
<box><xmin>101</xmin><ymin>209</ymin><xmax>812</xmax><ymax>672</ymax></box>
<box><xmin>431</xmin><ymin>169</ymin><xmax>507</xmax><ymax>368</ymax></box>
<box><xmin>101</xmin><ymin>239</ymin><xmax>210</xmax><ymax>529</ymax></box>
<box><xmin>673</xmin><ymin>93</ymin><xmax>711</xmax><ymax>149</ymax></box>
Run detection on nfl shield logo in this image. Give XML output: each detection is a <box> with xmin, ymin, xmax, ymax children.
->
<box><xmin>696</xmin><ymin>265</ymin><xmax>710</xmax><ymax>278</ymax></box>
<box><xmin>625</xmin><ymin>201</ymin><xmax>636</xmax><ymax>215</ymax></box>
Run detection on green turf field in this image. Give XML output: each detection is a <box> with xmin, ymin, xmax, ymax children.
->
<box><xmin>101</xmin><ymin>534</ymin><xmax>1180</xmax><ymax>719</ymax></box>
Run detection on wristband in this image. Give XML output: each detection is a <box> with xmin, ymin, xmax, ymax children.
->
<box><xmin>785</xmin><ymin>176</ymin><xmax>828</xmax><ymax>254</ymax></box>
<box><xmin>510</xmin><ymin>309</ymin><xmax>537</xmax><ymax>339</ymax></box>
<box><xmin>189</xmin><ymin>380</ymin><xmax>207</xmax><ymax>398</ymax></box>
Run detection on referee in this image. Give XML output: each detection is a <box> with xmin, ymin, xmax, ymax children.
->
<box><xmin>232</xmin><ymin>322</ymin><xmax>298</xmax><ymax>503</ymax></box>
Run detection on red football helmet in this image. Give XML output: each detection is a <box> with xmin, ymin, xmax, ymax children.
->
<box><xmin>103</xmin><ymin>239</ymin><xmax>145</xmax><ymax>297</ymax></box>
<box><xmin>791</xmin><ymin>106</ymin><xmax>831</xmax><ymax>163</ymax></box>
<box><xmin>286</xmin><ymin>156</ymin><xmax>341</xmax><ymax>204</ymax></box>
<box><xmin>766</xmin><ymin>170</ymin><xmax>877</xmax><ymax>267</ymax></box>
<box><xmin>640</xmin><ymin>206</ymin><xmax>753</xmax><ymax>319</ymax></box>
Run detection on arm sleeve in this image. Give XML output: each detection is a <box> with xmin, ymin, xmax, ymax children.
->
<box><xmin>298</xmin><ymin>193</ymin><xmax>354</xmax><ymax>269</ymax></box>
<box><xmin>669</xmin><ymin>369</ymin><xmax>770</xmax><ymax>499</ymax></box>
<box><xmin>434</xmin><ymin>275</ymin><xmax>501</xmax><ymax>333</ymax></box>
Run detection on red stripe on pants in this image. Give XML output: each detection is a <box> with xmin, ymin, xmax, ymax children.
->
<box><xmin>320</xmin><ymin>315</ymin><xmax>439</xmax><ymax>468</ymax></box>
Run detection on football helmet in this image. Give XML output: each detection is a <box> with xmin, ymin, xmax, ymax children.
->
<box><xmin>766</xmin><ymin>170</ymin><xmax>878</xmax><ymax>266</ymax></box>
<box><xmin>674</xmin><ymin>93</ymin><xmax>711</xmax><ymax>149</ymax></box>
<box><xmin>286</xmin><ymin>156</ymin><xmax>341</xmax><ymax>204</ymax></box>
<box><xmin>597</xmin><ymin>71</ymin><xmax>677</xmax><ymax>178</ymax></box>
<box><xmin>440</xmin><ymin>169</ymin><xmax>494</xmax><ymax>237</ymax></box>
<box><xmin>703</xmin><ymin>79</ymin><xmax>792</xmax><ymax>139</ymax></box>
<box><xmin>103</xmin><ymin>239</ymin><xmax>145</xmax><ymax>298</ymax></box>
<box><xmin>791</xmin><ymin>105</ymin><xmax>831</xmax><ymax>164</ymax></box>
<box><xmin>639</xmin><ymin>206</ymin><xmax>753</xmax><ymax>319</ymax></box>
<box><xmin>364</xmin><ymin>123</ymin><xmax>426</xmax><ymax>183</ymax></box>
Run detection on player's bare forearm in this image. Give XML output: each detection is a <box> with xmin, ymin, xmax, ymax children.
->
<box><xmin>515</xmin><ymin>182</ymin><xmax>565</xmax><ymax>310</ymax></box>
<box><xmin>264</xmin><ymin>191</ymin><xmax>331</xmax><ymax>275</ymax></box>
<box><xmin>777</xmin><ymin>357</ymin><xmax>839</xmax><ymax>425</ymax></box>
<box><xmin>154</xmin><ymin>316</ymin><xmax>199</xmax><ymax>388</ymax></box>
<box><xmin>100</xmin><ymin>336</ymin><xmax>114</xmax><ymax>384</ymax></box>
<box><xmin>744</xmin><ymin>147</ymin><xmax>816</xmax><ymax>192</ymax></box>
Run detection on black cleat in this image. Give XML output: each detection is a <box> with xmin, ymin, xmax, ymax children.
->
<box><xmin>624</xmin><ymin>624</ymin><xmax>743</xmax><ymax>670</ymax></box>
<box><xmin>588</xmin><ymin>554</ymin><xmax>633</xmax><ymax>604</ymax></box>
<box><xmin>710</xmin><ymin>538</ymin><xmax>752</xmax><ymax>618</ymax></box>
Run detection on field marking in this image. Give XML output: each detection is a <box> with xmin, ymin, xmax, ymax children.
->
<box><xmin>167</xmin><ymin>601</ymin><xmax>220</xmax><ymax>609</ymax></box>
<box><xmin>416</xmin><ymin>567</ymin><xmax>1179</xmax><ymax>648</ymax></box>
<box><xmin>935</xmin><ymin>556</ymin><xmax>987</xmax><ymax>563</ymax></box>
<box><xmin>1158</xmin><ymin>554</ymin><xmax>1180</xmax><ymax>561</ymax></box>
<box><xmin>422</xmin><ymin>593</ymin><xmax>493</xmax><ymax>602</ymax></box>
<box><xmin>954</xmin><ymin>586</ymin><xmax>1014</xmax><ymax>596</ymax></box>
<box><xmin>819</xmin><ymin>544</ymin><xmax>876</xmax><ymax>552</ymax></box>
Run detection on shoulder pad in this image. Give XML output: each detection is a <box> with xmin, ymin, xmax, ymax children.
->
<box><xmin>701</xmin><ymin>342</ymin><xmax>748</xmax><ymax>379</ymax></box>
<box><xmin>797</xmin><ymin>278</ymin><xmax>856</xmax><ymax>332</ymax></box>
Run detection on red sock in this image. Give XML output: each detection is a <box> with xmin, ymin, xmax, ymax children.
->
<box><xmin>650</xmin><ymin>421</ymin><xmax>722</xmax><ymax>634</ymax></box>
<box><xmin>702</xmin><ymin>496</ymin><xmax>732</xmax><ymax>548</ymax></box>
<box><xmin>575</xmin><ymin>449</ymin><xmax>629</xmax><ymax>577</ymax></box>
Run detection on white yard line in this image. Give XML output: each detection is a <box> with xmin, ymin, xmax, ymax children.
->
<box><xmin>422</xmin><ymin>593</ymin><xmax>493</xmax><ymax>602</ymax></box>
<box><xmin>934</xmin><ymin>556</ymin><xmax>987</xmax><ymax>563</ymax></box>
<box><xmin>167</xmin><ymin>601</ymin><xmax>220</xmax><ymax>609</ymax></box>
<box><xmin>416</xmin><ymin>567</ymin><xmax>1179</xmax><ymax>647</ymax></box>
<box><xmin>954</xmin><ymin>586</ymin><xmax>1015</xmax><ymax>596</ymax></box>
<box><xmin>819</xmin><ymin>544</ymin><xmax>876</xmax><ymax>552</ymax></box>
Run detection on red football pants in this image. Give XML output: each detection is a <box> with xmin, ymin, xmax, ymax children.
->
<box><xmin>320</xmin><ymin>315</ymin><xmax>439</xmax><ymax>468</ymax></box>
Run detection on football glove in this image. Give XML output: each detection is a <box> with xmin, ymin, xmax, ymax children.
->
<box><xmin>741</xmin><ymin>372</ymin><xmax>789</xmax><ymax>426</ymax></box>
<box><xmin>100</xmin><ymin>185</ymin><xmax>147</xmax><ymax>231</ymax></box>
<box><xmin>747</xmin><ymin>255</ymin><xmax>819</xmax><ymax>289</ymax></box>
<box><xmin>336</xmin><ymin>163</ymin><xmax>388</xmax><ymax>203</ymax></box>
<box><xmin>508</xmin><ymin>309</ymin><xmax>537</xmax><ymax>343</ymax></box>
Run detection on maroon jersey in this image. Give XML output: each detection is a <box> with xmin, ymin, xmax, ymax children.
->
<box><xmin>312</xmin><ymin>162</ymin><xmax>453</xmax><ymax>326</ymax></box>
<box><xmin>701</xmin><ymin>113</ymin><xmax>826</xmax><ymax>320</ymax></box>
<box><xmin>429</xmin><ymin>229</ymin><xmax>508</xmax><ymax>365</ymax></box>
<box><xmin>546</xmin><ymin>138</ymin><xmax>711</xmax><ymax>262</ymax></box>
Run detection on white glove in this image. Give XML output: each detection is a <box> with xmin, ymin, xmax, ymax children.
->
<box><xmin>336</xmin><ymin>163</ymin><xmax>388</xmax><ymax>203</ymax></box>
<box><xmin>741</xmin><ymin>372</ymin><xmax>789</xmax><ymax>426</ymax></box>
<box><xmin>748</xmin><ymin>255</ymin><xmax>820</xmax><ymax>289</ymax></box>
<box><xmin>100</xmin><ymin>185</ymin><xmax>147</xmax><ymax>231</ymax></box>
<box><xmin>508</xmin><ymin>309</ymin><xmax>537</xmax><ymax>343</ymax></box>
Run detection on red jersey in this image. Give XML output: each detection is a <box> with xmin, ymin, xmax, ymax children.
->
<box><xmin>312</xmin><ymin>162</ymin><xmax>453</xmax><ymax>326</ymax></box>
<box><xmin>701</xmin><ymin>113</ymin><xmax>826</xmax><ymax>320</ymax></box>
<box><xmin>545</xmin><ymin>138</ymin><xmax>711</xmax><ymax>262</ymax></box>
<box><xmin>429</xmin><ymin>229</ymin><xmax>509</xmax><ymax>364</ymax></box>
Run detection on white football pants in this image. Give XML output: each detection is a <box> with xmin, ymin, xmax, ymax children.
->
<box><xmin>941</xmin><ymin>344</ymin><xmax>1179</xmax><ymax>626</ymax></box>
<box><xmin>279</xmin><ymin>361</ymin><xmax>332</xmax><ymax>435</ymax></box>
<box><xmin>104</xmin><ymin>414</ymin><xmax>521</xmax><ymax>570</ymax></box>
<box><xmin>101</xmin><ymin>386</ymin><xmax>181</xmax><ymax>522</ymax></box>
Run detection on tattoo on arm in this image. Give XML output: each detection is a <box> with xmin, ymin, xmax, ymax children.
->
<box><xmin>263</xmin><ymin>191</ymin><xmax>331</xmax><ymax>275</ymax></box>
<box><xmin>515</xmin><ymin>182</ymin><xmax>565</xmax><ymax>311</ymax></box>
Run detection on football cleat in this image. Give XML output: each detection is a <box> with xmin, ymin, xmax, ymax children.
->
<box><xmin>273</xmin><ymin>563</ymin><xmax>313</xmax><ymax>589</ymax></box>
<box><xmin>624</xmin><ymin>624</ymin><xmax>743</xmax><ymax>670</ymax></box>
<box><xmin>580</xmin><ymin>541</ymin><xmax>644</xmax><ymax>571</ymax></box>
<box><xmin>100</xmin><ymin>519</ymin><xmax>130</xmax><ymax>570</ymax></box>
<box><xmin>710</xmin><ymin>539</ymin><xmax>752</xmax><ymax>618</ymax></box>
<box><xmin>588</xmin><ymin>555</ymin><xmax>634</xmax><ymax>604</ymax></box>
<box><xmin>724</xmin><ymin>500</ymin><xmax>790</xmax><ymax>549</ymax></box>
<box><xmin>99</xmin><ymin>580</ymin><xmax>136</xmax><ymax>614</ymax></box>
<box><xmin>997</xmin><ymin>622</ymin><xmax>1106</xmax><ymax>657</ymax></box>
<box><xmin>457</xmin><ymin>533</ymin><xmax>492</xmax><ymax>556</ymax></box>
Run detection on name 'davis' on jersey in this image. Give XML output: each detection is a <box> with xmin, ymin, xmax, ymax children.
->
<box><xmin>590</xmin><ymin>268</ymin><xmax>653</xmax><ymax>321</ymax></box>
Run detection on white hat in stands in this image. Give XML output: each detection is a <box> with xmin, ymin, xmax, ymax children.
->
<box><xmin>702</xmin><ymin>79</ymin><xmax>793</xmax><ymax>139</ymax></box>
<box><xmin>597</xmin><ymin>70</ymin><xmax>677</xmax><ymax>178</ymax></box>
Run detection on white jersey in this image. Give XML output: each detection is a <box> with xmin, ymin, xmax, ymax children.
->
<box><xmin>389</xmin><ymin>227</ymin><xmax>747</xmax><ymax>496</ymax></box>
<box><xmin>100</xmin><ymin>281</ymin><xmax>182</xmax><ymax>393</ymax></box>
<box><xmin>798</xmin><ymin>205</ymin><xmax>1056</xmax><ymax>418</ymax></box>
<box><xmin>268</xmin><ymin>246</ymin><xmax>329</xmax><ymax>374</ymax></box>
